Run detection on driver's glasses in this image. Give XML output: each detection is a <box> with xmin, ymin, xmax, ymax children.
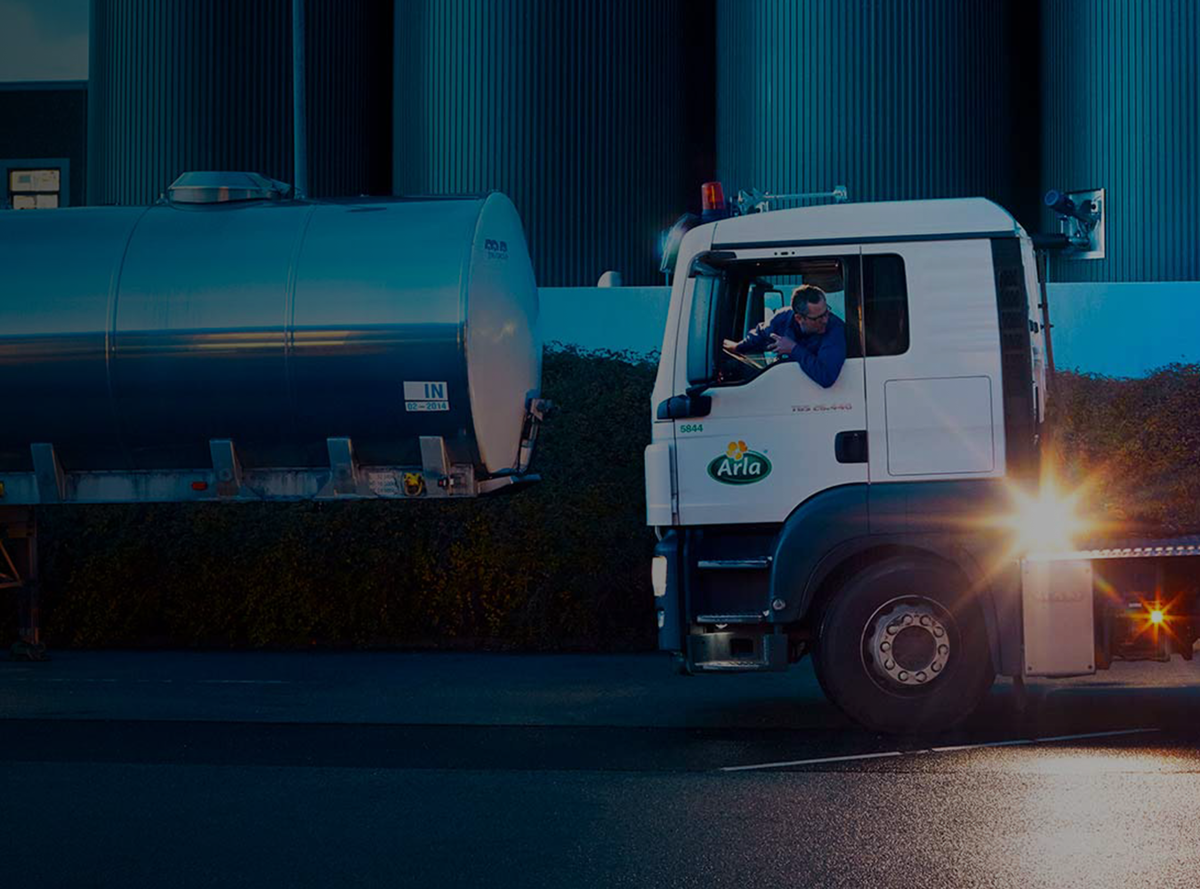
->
<box><xmin>801</xmin><ymin>309</ymin><xmax>830</xmax><ymax>323</ymax></box>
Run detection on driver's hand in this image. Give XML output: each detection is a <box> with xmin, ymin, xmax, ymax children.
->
<box><xmin>722</xmin><ymin>338</ymin><xmax>740</xmax><ymax>352</ymax></box>
<box><xmin>770</xmin><ymin>333</ymin><xmax>797</xmax><ymax>355</ymax></box>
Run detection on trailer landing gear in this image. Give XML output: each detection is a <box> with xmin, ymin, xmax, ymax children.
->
<box><xmin>1</xmin><ymin>507</ymin><xmax>46</xmax><ymax>661</ymax></box>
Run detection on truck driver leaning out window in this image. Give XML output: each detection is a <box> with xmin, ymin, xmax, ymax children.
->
<box><xmin>723</xmin><ymin>284</ymin><xmax>847</xmax><ymax>388</ymax></box>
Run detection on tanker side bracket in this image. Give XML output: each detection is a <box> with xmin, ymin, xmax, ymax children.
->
<box><xmin>420</xmin><ymin>436</ymin><xmax>451</xmax><ymax>490</ymax></box>
<box><xmin>208</xmin><ymin>439</ymin><xmax>243</xmax><ymax>499</ymax></box>
<box><xmin>31</xmin><ymin>443</ymin><xmax>65</xmax><ymax>504</ymax></box>
<box><xmin>324</xmin><ymin>437</ymin><xmax>362</xmax><ymax>496</ymax></box>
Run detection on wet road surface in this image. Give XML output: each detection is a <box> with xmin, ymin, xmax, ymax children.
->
<box><xmin>2</xmin><ymin>651</ymin><xmax>1199</xmax><ymax>887</ymax></box>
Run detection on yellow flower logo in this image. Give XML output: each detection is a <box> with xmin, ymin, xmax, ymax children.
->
<box><xmin>726</xmin><ymin>440</ymin><xmax>748</xmax><ymax>461</ymax></box>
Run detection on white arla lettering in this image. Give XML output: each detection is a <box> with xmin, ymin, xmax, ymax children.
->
<box><xmin>717</xmin><ymin>457</ymin><xmax>763</xmax><ymax>478</ymax></box>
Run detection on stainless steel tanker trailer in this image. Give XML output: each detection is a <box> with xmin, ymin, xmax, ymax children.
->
<box><xmin>0</xmin><ymin>173</ymin><xmax>547</xmax><ymax>656</ymax></box>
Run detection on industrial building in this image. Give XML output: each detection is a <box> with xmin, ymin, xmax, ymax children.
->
<box><xmin>0</xmin><ymin>81</ymin><xmax>87</xmax><ymax>209</ymax></box>
<box><xmin>1</xmin><ymin>0</ymin><xmax>1196</xmax><ymax>337</ymax></box>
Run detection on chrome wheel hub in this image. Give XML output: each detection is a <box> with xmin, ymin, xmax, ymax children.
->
<box><xmin>865</xmin><ymin>601</ymin><xmax>952</xmax><ymax>688</ymax></box>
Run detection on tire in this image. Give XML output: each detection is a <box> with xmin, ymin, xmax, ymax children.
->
<box><xmin>814</xmin><ymin>557</ymin><xmax>996</xmax><ymax>734</ymax></box>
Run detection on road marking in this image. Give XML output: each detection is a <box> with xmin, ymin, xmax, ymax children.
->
<box><xmin>721</xmin><ymin>750</ymin><xmax>908</xmax><ymax>772</ymax></box>
<box><xmin>930</xmin><ymin>728</ymin><xmax>1160</xmax><ymax>753</ymax></box>
<box><xmin>196</xmin><ymin>680</ymin><xmax>290</xmax><ymax>685</ymax></box>
<box><xmin>1024</xmin><ymin>727</ymin><xmax>1160</xmax><ymax>743</ymax></box>
<box><xmin>720</xmin><ymin>727</ymin><xmax>1161</xmax><ymax>773</ymax></box>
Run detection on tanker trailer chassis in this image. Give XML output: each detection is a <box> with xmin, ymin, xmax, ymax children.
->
<box><xmin>0</xmin><ymin>435</ymin><xmax>537</xmax><ymax>507</ymax></box>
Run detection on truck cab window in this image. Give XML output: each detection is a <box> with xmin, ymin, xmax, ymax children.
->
<box><xmin>686</xmin><ymin>274</ymin><xmax>722</xmax><ymax>386</ymax></box>
<box><xmin>863</xmin><ymin>254</ymin><xmax>909</xmax><ymax>356</ymax></box>
<box><xmin>706</xmin><ymin>255</ymin><xmax>859</xmax><ymax>385</ymax></box>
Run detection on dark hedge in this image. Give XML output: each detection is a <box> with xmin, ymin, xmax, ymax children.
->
<box><xmin>32</xmin><ymin>345</ymin><xmax>660</xmax><ymax>650</ymax></box>
<box><xmin>1050</xmin><ymin>364</ymin><xmax>1200</xmax><ymax>537</ymax></box>
<box><xmin>15</xmin><ymin>359</ymin><xmax>1200</xmax><ymax>650</ymax></box>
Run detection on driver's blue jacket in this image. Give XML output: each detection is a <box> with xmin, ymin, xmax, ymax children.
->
<box><xmin>733</xmin><ymin>309</ymin><xmax>847</xmax><ymax>389</ymax></box>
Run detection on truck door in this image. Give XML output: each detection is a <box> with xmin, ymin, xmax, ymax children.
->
<box><xmin>861</xmin><ymin>241</ymin><xmax>1006</xmax><ymax>485</ymax></box>
<box><xmin>672</xmin><ymin>247</ymin><xmax>868</xmax><ymax>526</ymax></box>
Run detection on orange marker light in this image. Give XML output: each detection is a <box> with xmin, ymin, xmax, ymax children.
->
<box><xmin>700</xmin><ymin>181</ymin><xmax>726</xmax><ymax>212</ymax></box>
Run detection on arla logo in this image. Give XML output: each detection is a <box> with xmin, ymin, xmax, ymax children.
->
<box><xmin>707</xmin><ymin>440</ymin><xmax>772</xmax><ymax>485</ymax></box>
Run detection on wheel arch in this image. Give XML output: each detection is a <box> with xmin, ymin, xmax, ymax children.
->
<box><xmin>769</xmin><ymin>481</ymin><xmax>1021</xmax><ymax>676</ymax></box>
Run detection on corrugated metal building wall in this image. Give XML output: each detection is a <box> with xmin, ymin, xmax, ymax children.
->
<box><xmin>87</xmin><ymin>0</ymin><xmax>392</xmax><ymax>206</ymax></box>
<box><xmin>1041</xmin><ymin>0</ymin><xmax>1199</xmax><ymax>282</ymax></box>
<box><xmin>80</xmin><ymin>1</ymin><xmax>1198</xmax><ymax>287</ymax></box>
<box><xmin>715</xmin><ymin>0</ymin><xmax>1033</xmax><ymax>224</ymax></box>
<box><xmin>393</xmin><ymin>0</ymin><xmax>701</xmax><ymax>287</ymax></box>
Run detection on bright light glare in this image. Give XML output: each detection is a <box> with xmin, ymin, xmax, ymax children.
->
<box><xmin>1150</xmin><ymin>609</ymin><xmax>1165</xmax><ymax>625</ymax></box>
<box><xmin>1004</xmin><ymin>479</ymin><xmax>1090</xmax><ymax>555</ymax></box>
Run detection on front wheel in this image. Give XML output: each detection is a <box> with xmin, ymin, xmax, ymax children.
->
<box><xmin>814</xmin><ymin>558</ymin><xmax>996</xmax><ymax>734</ymax></box>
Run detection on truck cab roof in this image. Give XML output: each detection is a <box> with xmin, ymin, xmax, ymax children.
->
<box><xmin>710</xmin><ymin>197</ymin><xmax>1023</xmax><ymax>248</ymax></box>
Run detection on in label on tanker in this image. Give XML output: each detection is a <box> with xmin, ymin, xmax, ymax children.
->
<box><xmin>403</xmin><ymin>381</ymin><xmax>450</xmax><ymax>412</ymax></box>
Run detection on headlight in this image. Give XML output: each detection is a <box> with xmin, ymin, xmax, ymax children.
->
<box><xmin>652</xmin><ymin>556</ymin><xmax>668</xmax><ymax>597</ymax></box>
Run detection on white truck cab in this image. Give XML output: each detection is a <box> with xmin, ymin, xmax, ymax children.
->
<box><xmin>646</xmin><ymin>194</ymin><xmax>1197</xmax><ymax>732</ymax></box>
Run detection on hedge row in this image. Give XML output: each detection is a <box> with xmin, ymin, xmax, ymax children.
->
<box><xmin>14</xmin><ymin>359</ymin><xmax>1200</xmax><ymax>649</ymax></box>
<box><xmin>1049</xmin><ymin>363</ymin><xmax>1200</xmax><ymax>536</ymax></box>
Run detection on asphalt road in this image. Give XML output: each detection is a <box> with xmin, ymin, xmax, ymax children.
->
<box><xmin>2</xmin><ymin>650</ymin><xmax>1200</xmax><ymax>888</ymax></box>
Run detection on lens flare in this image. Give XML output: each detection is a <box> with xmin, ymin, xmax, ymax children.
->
<box><xmin>1149</xmin><ymin>609</ymin><xmax>1165</xmax><ymax>626</ymax></box>
<box><xmin>1003</xmin><ymin>477</ymin><xmax>1091</xmax><ymax>555</ymax></box>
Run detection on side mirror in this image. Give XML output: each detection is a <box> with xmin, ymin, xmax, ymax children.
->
<box><xmin>656</xmin><ymin>393</ymin><xmax>712</xmax><ymax>420</ymax></box>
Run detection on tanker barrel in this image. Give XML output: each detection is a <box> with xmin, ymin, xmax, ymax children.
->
<box><xmin>0</xmin><ymin>179</ymin><xmax>541</xmax><ymax>503</ymax></box>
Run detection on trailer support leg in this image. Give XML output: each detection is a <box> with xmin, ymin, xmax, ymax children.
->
<box><xmin>0</xmin><ymin>507</ymin><xmax>46</xmax><ymax>661</ymax></box>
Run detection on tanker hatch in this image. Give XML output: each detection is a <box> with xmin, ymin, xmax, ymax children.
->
<box><xmin>166</xmin><ymin>171</ymin><xmax>294</xmax><ymax>205</ymax></box>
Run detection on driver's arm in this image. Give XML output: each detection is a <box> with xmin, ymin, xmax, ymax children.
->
<box><xmin>728</xmin><ymin>314</ymin><xmax>782</xmax><ymax>354</ymax></box>
<box><xmin>792</xmin><ymin>322</ymin><xmax>847</xmax><ymax>388</ymax></box>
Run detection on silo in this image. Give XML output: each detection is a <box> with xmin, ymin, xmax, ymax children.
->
<box><xmin>1041</xmin><ymin>0</ymin><xmax>1200</xmax><ymax>282</ymax></box>
<box><xmin>393</xmin><ymin>0</ymin><xmax>700</xmax><ymax>286</ymax></box>
<box><xmin>87</xmin><ymin>0</ymin><xmax>392</xmax><ymax>205</ymax></box>
<box><xmin>716</xmin><ymin>1</ymin><xmax>1028</xmax><ymax>223</ymax></box>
